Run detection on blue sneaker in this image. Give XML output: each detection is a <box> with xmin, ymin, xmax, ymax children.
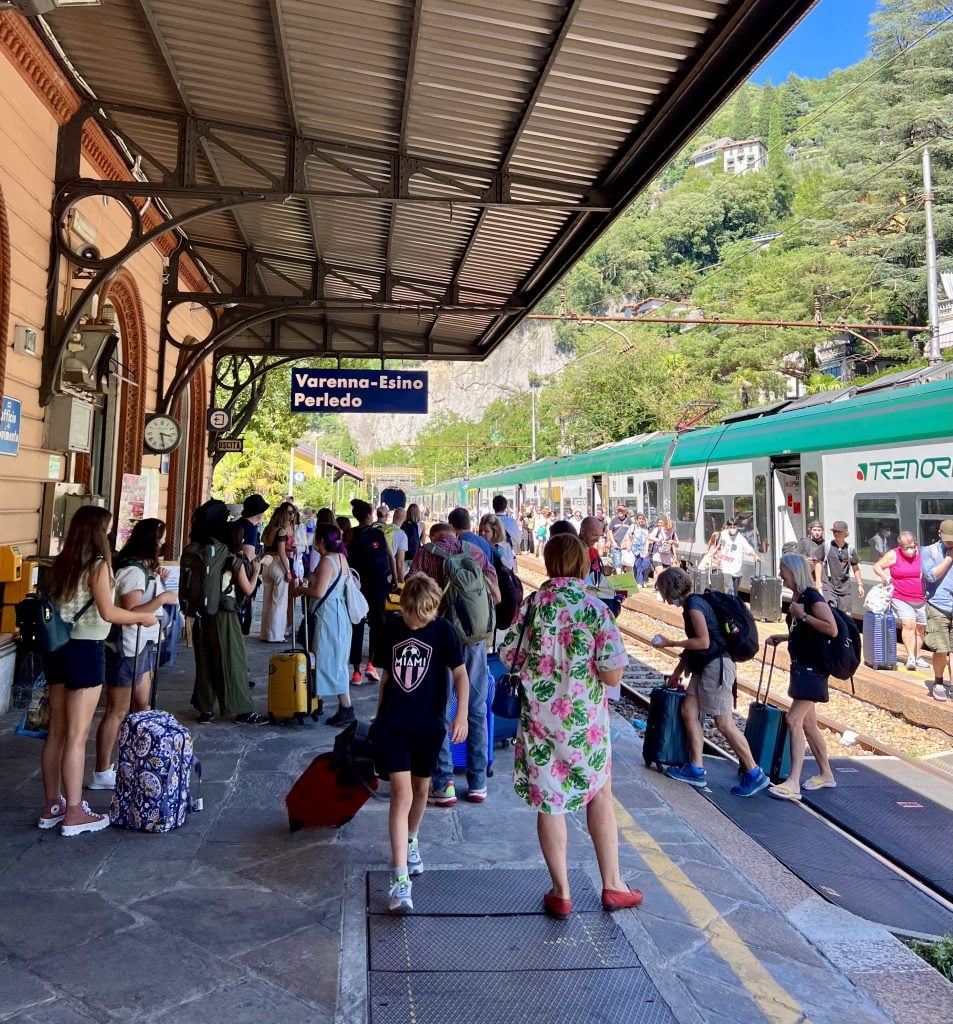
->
<box><xmin>731</xmin><ymin>767</ymin><xmax>770</xmax><ymax>798</ymax></box>
<box><xmin>666</xmin><ymin>763</ymin><xmax>707</xmax><ymax>788</ymax></box>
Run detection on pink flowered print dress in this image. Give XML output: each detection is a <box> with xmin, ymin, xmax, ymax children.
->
<box><xmin>499</xmin><ymin>577</ymin><xmax>628</xmax><ymax>814</ymax></box>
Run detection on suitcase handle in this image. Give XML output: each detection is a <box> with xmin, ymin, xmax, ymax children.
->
<box><xmin>756</xmin><ymin>644</ymin><xmax>778</xmax><ymax>705</ymax></box>
<box><xmin>127</xmin><ymin>624</ymin><xmax>142</xmax><ymax>715</ymax></box>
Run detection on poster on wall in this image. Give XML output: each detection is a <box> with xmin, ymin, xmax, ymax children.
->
<box><xmin>116</xmin><ymin>470</ymin><xmax>160</xmax><ymax>548</ymax></box>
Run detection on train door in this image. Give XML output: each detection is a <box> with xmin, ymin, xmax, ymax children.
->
<box><xmin>591</xmin><ymin>475</ymin><xmax>605</xmax><ymax>515</ymax></box>
<box><xmin>770</xmin><ymin>456</ymin><xmax>803</xmax><ymax>553</ymax></box>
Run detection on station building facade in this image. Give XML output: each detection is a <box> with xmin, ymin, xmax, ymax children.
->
<box><xmin>0</xmin><ymin>11</ymin><xmax>213</xmax><ymax>708</ymax></box>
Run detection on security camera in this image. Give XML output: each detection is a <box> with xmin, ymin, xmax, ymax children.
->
<box><xmin>73</xmin><ymin>242</ymin><xmax>101</xmax><ymax>262</ymax></box>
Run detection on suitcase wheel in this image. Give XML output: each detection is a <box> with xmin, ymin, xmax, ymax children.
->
<box><xmin>267</xmin><ymin>712</ymin><xmax>275</xmax><ymax>724</ymax></box>
<box><xmin>487</xmin><ymin>767</ymin><xmax>494</xmax><ymax>778</ymax></box>
<box><xmin>294</xmin><ymin>713</ymin><xmax>306</xmax><ymax>725</ymax></box>
<box><xmin>311</xmin><ymin>710</ymin><xmax>321</xmax><ymax>722</ymax></box>
<box><xmin>499</xmin><ymin>738</ymin><xmax>510</xmax><ymax>748</ymax></box>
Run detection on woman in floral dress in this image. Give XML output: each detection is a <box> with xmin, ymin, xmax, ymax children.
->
<box><xmin>500</xmin><ymin>533</ymin><xmax>644</xmax><ymax>919</ymax></box>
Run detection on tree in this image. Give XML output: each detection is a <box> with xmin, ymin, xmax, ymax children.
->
<box><xmin>731</xmin><ymin>86</ymin><xmax>755</xmax><ymax>140</ymax></box>
<box><xmin>757</xmin><ymin>78</ymin><xmax>775</xmax><ymax>139</ymax></box>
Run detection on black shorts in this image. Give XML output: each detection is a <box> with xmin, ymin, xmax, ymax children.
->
<box><xmin>788</xmin><ymin>663</ymin><xmax>829</xmax><ymax>703</ymax></box>
<box><xmin>371</xmin><ymin>724</ymin><xmax>445</xmax><ymax>778</ymax></box>
<box><xmin>43</xmin><ymin>639</ymin><xmax>106</xmax><ymax>691</ymax></box>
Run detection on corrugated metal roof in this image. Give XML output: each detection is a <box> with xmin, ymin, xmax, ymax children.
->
<box><xmin>41</xmin><ymin>0</ymin><xmax>817</xmax><ymax>365</ymax></box>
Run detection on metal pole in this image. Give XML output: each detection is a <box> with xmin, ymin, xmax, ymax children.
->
<box><xmin>465</xmin><ymin>431</ymin><xmax>470</xmax><ymax>478</ymax></box>
<box><xmin>288</xmin><ymin>447</ymin><xmax>294</xmax><ymax>497</ymax></box>
<box><xmin>923</xmin><ymin>148</ymin><xmax>941</xmax><ymax>364</ymax></box>
<box><xmin>528</xmin><ymin>385</ymin><xmax>536</xmax><ymax>462</ymax></box>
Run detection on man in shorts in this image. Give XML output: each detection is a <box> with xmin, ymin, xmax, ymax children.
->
<box><xmin>372</xmin><ymin>575</ymin><xmax>469</xmax><ymax>912</ymax></box>
<box><xmin>922</xmin><ymin>519</ymin><xmax>953</xmax><ymax>702</ymax></box>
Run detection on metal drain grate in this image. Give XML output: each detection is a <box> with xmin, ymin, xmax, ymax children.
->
<box><xmin>370</xmin><ymin>969</ymin><xmax>676</xmax><ymax>1024</ymax></box>
<box><xmin>369</xmin><ymin>914</ymin><xmax>641</xmax><ymax>972</ymax></box>
<box><xmin>367</xmin><ymin>868</ymin><xmax>601</xmax><ymax>916</ymax></box>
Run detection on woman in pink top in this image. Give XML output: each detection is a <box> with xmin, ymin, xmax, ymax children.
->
<box><xmin>874</xmin><ymin>531</ymin><xmax>928</xmax><ymax>671</ymax></box>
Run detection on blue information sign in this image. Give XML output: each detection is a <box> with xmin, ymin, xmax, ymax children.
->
<box><xmin>0</xmin><ymin>396</ymin><xmax>21</xmax><ymax>457</ymax></box>
<box><xmin>290</xmin><ymin>368</ymin><xmax>428</xmax><ymax>414</ymax></box>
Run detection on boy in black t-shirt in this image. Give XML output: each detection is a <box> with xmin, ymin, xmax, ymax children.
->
<box><xmin>373</xmin><ymin>575</ymin><xmax>469</xmax><ymax>913</ymax></box>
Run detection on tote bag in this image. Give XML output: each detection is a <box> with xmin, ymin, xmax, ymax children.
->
<box><xmin>344</xmin><ymin>568</ymin><xmax>369</xmax><ymax>624</ymax></box>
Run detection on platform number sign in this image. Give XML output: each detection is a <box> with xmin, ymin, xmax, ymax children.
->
<box><xmin>207</xmin><ymin>408</ymin><xmax>232</xmax><ymax>432</ymax></box>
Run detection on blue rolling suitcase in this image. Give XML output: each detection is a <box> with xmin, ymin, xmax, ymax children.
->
<box><xmin>744</xmin><ymin>647</ymin><xmax>790</xmax><ymax>783</ymax></box>
<box><xmin>863</xmin><ymin>610</ymin><xmax>897</xmax><ymax>670</ymax></box>
<box><xmin>488</xmin><ymin>651</ymin><xmax>519</xmax><ymax>748</ymax></box>
<box><xmin>642</xmin><ymin>686</ymin><xmax>689</xmax><ymax>771</ymax></box>
<box><xmin>448</xmin><ymin>677</ymin><xmax>494</xmax><ymax>771</ymax></box>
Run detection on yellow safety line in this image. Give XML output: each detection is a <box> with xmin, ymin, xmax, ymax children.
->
<box><xmin>614</xmin><ymin>798</ymin><xmax>813</xmax><ymax>1024</ymax></box>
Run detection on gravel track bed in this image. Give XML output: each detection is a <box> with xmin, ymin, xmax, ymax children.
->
<box><xmin>516</xmin><ymin>561</ymin><xmax>953</xmax><ymax>761</ymax></box>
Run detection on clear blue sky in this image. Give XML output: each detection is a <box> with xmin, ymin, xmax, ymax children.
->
<box><xmin>750</xmin><ymin>0</ymin><xmax>878</xmax><ymax>84</ymax></box>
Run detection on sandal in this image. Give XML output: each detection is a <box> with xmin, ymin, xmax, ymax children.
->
<box><xmin>767</xmin><ymin>783</ymin><xmax>802</xmax><ymax>802</ymax></box>
<box><xmin>802</xmin><ymin>776</ymin><xmax>836</xmax><ymax>791</ymax></box>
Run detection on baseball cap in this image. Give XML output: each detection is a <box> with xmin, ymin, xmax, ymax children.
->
<box><xmin>939</xmin><ymin>519</ymin><xmax>953</xmax><ymax>540</ymax></box>
<box><xmin>831</xmin><ymin>521</ymin><xmax>849</xmax><ymax>533</ymax></box>
<box><xmin>617</xmin><ymin>505</ymin><xmax>627</xmax><ymax>513</ymax></box>
<box><xmin>808</xmin><ymin>520</ymin><xmax>823</xmax><ymax>530</ymax></box>
<box><xmin>241</xmin><ymin>494</ymin><xmax>268</xmax><ymax>516</ymax></box>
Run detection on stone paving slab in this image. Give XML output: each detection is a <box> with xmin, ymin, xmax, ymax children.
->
<box><xmin>0</xmin><ymin>614</ymin><xmax>949</xmax><ymax>1023</ymax></box>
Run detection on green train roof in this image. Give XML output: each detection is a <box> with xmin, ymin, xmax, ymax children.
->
<box><xmin>670</xmin><ymin>377</ymin><xmax>953</xmax><ymax>467</ymax></box>
<box><xmin>439</xmin><ymin>378</ymin><xmax>953</xmax><ymax>491</ymax></box>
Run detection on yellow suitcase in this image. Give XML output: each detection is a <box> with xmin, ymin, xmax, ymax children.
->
<box><xmin>268</xmin><ymin>651</ymin><xmax>320</xmax><ymax>724</ymax></box>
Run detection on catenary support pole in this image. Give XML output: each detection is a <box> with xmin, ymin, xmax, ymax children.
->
<box><xmin>923</xmin><ymin>148</ymin><xmax>941</xmax><ymax>365</ymax></box>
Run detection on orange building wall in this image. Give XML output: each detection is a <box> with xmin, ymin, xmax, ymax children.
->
<box><xmin>0</xmin><ymin>11</ymin><xmax>212</xmax><ymax>557</ymax></box>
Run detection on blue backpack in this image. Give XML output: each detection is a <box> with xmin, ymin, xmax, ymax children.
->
<box><xmin>110</xmin><ymin>711</ymin><xmax>201</xmax><ymax>832</ymax></box>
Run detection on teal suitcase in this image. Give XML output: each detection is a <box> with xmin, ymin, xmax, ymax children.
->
<box><xmin>642</xmin><ymin>686</ymin><xmax>689</xmax><ymax>771</ymax></box>
<box><xmin>744</xmin><ymin>648</ymin><xmax>790</xmax><ymax>782</ymax></box>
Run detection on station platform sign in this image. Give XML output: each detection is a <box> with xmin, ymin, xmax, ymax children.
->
<box><xmin>290</xmin><ymin>369</ymin><xmax>428</xmax><ymax>414</ymax></box>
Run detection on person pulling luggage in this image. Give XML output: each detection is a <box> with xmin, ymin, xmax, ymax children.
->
<box><xmin>763</xmin><ymin>554</ymin><xmax>838</xmax><ymax>800</ymax></box>
<box><xmin>653</xmin><ymin>568</ymin><xmax>769</xmax><ymax>797</ymax></box>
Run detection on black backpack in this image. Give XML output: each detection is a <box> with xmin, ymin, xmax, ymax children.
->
<box><xmin>821</xmin><ymin>604</ymin><xmax>861</xmax><ymax>681</ymax></box>
<box><xmin>358</xmin><ymin>526</ymin><xmax>392</xmax><ymax>591</ymax></box>
<box><xmin>702</xmin><ymin>589</ymin><xmax>759</xmax><ymax>662</ymax></box>
<box><xmin>402</xmin><ymin>520</ymin><xmax>421</xmax><ymax>559</ymax></box>
<box><xmin>491</xmin><ymin>551</ymin><xmax>524</xmax><ymax>629</ymax></box>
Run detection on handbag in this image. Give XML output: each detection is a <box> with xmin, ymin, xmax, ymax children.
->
<box><xmin>863</xmin><ymin>583</ymin><xmax>892</xmax><ymax>615</ymax></box>
<box><xmin>344</xmin><ymin>567</ymin><xmax>370</xmax><ymax>625</ymax></box>
<box><xmin>492</xmin><ymin>597</ymin><xmax>536</xmax><ymax>719</ymax></box>
<box><xmin>620</xmin><ymin>549</ymin><xmax>636</xmax><ymax>568</ymax></box>
<box><xmin>15</xmin><ymin>594</ymin><xmax>95</xmax><ymax>654</ymax></box>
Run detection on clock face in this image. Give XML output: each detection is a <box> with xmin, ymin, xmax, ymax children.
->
<box><xmin>143</xmin><ymin>414</ymin><xmax>182</xmax><ymax>454</ymax></box>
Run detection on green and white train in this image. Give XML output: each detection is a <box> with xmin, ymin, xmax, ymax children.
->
<box><xmin>413</xmin><ymin>369</ymin><xmax>953</xmax><ymax>616</ymax></box>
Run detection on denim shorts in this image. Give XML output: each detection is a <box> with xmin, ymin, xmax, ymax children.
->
<box><xmin>107</xmin><ymin>640</ymin><xmax>157</xmax><ymax>687</ymax></box>
<box><xmin>891</xmin><ymin>598</ymin><xmax>926</xmax><ymax>627</ymax></box>
<box><xmin>43</xmin><ymin>639</ymin><xmax>106</xmax><ymax>691</ymax></box>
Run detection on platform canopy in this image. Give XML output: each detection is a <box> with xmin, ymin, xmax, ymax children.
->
<box><xmin>34</xmin><ymin>0</ymin><xmax>815</xmax><ymax>409</ymax></box>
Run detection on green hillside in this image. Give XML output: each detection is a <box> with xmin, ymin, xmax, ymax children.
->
<box><xmin>366</xmin><ymin>0</ymin><xmax>952</xmax><ymax>484</ymax></box>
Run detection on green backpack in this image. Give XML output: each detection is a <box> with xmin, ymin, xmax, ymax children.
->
<box><xmin>426</xmin><ymin>542</ymin><xmax>495</xmax><ymax>645</ymax></box>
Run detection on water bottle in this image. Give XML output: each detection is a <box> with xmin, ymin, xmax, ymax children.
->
<box><xmin>651</xmin><ymin>633</ymin><xmax>664</xmax><ymax>647</ymax></box>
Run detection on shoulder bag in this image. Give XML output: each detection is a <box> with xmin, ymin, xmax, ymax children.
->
<box><xmin>344</xmin><ymin>566</ymin><xmax>370</xmax><ymax>625</ymax></box>
<box><xmin>492</xmin><ymin>596</ymin><xmax>536</xmax><ymax>719</ymax></box>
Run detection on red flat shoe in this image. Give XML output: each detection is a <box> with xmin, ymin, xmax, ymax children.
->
<box><xmin>602</xmin><ymin>887</ymin><xmax>644</xmax><ymax>912</ymax></box>
<box><xmin>543</xmin><ymin>889</ymin><xmax>572</xmax><ymax>919</ymax></box>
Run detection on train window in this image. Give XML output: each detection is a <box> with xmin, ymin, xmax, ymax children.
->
<box><xmin>732</xmin><ymin>495</ymin><xmax>757</xmax><ymax>548</ymax></box>
<box><xmin>673</xmin><ymin>478</ymin><xmax>695</xmax><ymax>524</ymax></box>
<box><xmin>704</xmin><ymin>497</ymin><xmax>725</xmax><ymax>538</ymax></box>
<box><xmin>804</xmin><ymin>472</ymin><xmax>819</xmax><ymax>524</ymax></box>
<box><xmin>707</xmin><ymin>469</ymin><xmax>719</xmax><ymax>491</ymax></box>
<box><xmin>643</xmin><ymin>480</ymin><xmax>659</xmax><ymax>519</ymax></box>
<box><xmin>754</xmin><ymin>475</ymin><xmax>768</xmax><ymax>553</ymax></box>
<box><xmin>855</xmin><ymin>496</ymin><xmax>900</xmax><ymax>561</ymax></box>
<box><xmin>919</xmin><ymin>496</ymin><xmax>953</xmax><ymax>546</ymax></box>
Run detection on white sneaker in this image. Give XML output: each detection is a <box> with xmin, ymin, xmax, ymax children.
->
<box><xmin>905</xmin><ymin>657</ymin><xmax>918</xmax><ymax>671</ymax></box>
<box><xmin>388</xmin><ymin>875</ymin><xmax>413</xmax><ymax>914</ymax></box>
<box><xmin>407</xmin><ymin>838</ymin><xmax>424</xmax><ymax>876</ymax></box>
<box><xmin>88</xmin><ymin>767</ymin><xmax>116</xmax><ymax>790</ymax></box>
<box><xmin>915</xmin><ymin>657</ymin><xmax>931</xmax><ymax>670</ymax></box>
<box><xmin>61</xmin><ymin>802</ymin><xmax>111</xmax><ymax>837</ymax></box>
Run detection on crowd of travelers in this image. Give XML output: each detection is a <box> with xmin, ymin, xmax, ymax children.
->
<box><xmin>31</xmin><ymin>486</ymin><xmax>952</xmax><ymax>926</ymax></box>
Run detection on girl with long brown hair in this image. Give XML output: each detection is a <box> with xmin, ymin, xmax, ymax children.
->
<box><xmin>259</xmin><ymin>504</ymin><xmax>294</xmax><ymax>642</ymax></box>
<box><xmin>40</xmin><ymin>506</ymin><xmax>157</xmax><ymax>836</ymax></box>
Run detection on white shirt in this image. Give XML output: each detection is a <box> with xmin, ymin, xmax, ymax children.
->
<box><xmin>391</xmin><ymin>529</ymin><xmax>408</xmax><ymax>558</ymax></box>
<box><xmin>717</xmin><ymin>532</ymin><xmax>756</xmax><ymax>577</ymax></box>
<box><xmin>115</xmin><ymin>564</ymin><xmax>163</xmax><ymax>654</ymax></box>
